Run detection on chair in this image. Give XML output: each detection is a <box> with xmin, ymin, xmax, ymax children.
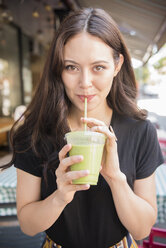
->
<box><xmin>143</xmin><ymin>227</ymin><xmax>166</xmax><ymax>248</ymax></box>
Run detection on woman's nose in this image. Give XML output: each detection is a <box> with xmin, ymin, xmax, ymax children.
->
<box><xmin>79</xmin><ymin>70</ymin><xmax>93</xmax><ymax>88</ymax></box>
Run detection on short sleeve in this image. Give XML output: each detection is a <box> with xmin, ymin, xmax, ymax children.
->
<box><xmin>136</xmin><ymin>120</ymin><xmax>164</xmax><ymax>179</ymax></box>
<box><xmin>14</xmin><ymin>148</ymin><xmax>43</xmax><ymax>177</ymax></box>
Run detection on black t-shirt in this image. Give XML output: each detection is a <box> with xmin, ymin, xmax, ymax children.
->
<box><xmin>14</xmin><ymin>112</ymin><xmax>164</xmax><ymax>248</ymax></box>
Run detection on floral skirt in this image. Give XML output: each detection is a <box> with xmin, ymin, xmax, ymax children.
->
<box><xmin>42</xmin><ymin>232</ymin><xmax>138</xmax><ymax>248</ymax></box>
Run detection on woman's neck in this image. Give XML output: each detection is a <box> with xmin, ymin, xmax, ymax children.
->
<box><xmin>68</xmin><ymin>103</ymin><xmax>113</xmax><ymax>131</ymax></box>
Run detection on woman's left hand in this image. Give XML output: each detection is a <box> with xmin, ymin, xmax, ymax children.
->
<box><xmin>81</xmin><ymin>117</ymin><xmax>121</xmax><ymax>180</ymax></box>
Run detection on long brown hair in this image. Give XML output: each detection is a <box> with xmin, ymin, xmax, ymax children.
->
<box><xmin>1</xmin><ymin>8</ymin><xmax>146</xmax><ymax>172</ymax></box>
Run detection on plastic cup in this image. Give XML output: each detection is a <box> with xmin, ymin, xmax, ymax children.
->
<box><xmin>65</xmin><ymin>131</ymin><xmax>106</xmax><ymax>185</ymax></box>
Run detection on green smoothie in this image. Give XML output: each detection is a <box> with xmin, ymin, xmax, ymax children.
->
<box><xmin>65</xmin><ymin>131</ymin><xmax>106</xmax><ymax>185</ymax></box>
<box><xmin>69</xmin><ymin>143</ymin><xmax>104</xmax><ymax>185</ymax></box>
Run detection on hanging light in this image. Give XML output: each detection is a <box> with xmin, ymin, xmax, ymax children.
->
<box><xmin>0</xmin><ymin>0</ymin><xmax>13</xmax><ymax>23</ymax></box>
<box><xmin>44</xmin><ymin>3</ymin><xmax>52</xmax><ymax>12</ymax></box>
<box><xmin>32</xmin><ymin>7</ymin><xmax>40</xmax><ymax>18</ymax></box>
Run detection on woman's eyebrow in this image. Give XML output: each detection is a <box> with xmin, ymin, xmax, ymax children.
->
<box><xmin>91</xmin><ymin>60</ymin><xmax>109</xmax><ymax>65</ymax></box>
<box><xmin>64</xmin><ymin>59</ymin><xmax>79</xmax><ymax>65</ymax></box>
<box><xmin>64</xmin><ymin>59</ymin><xmax>109</xmax><ymax>64</ymax></box>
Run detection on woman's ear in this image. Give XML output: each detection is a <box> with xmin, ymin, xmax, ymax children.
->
<box><xmin>114</xmin><ymin>54</ymin><xmax>124</xmax><ymax>77</ymax></box>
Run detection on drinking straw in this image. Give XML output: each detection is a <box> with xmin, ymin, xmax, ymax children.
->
<box><xmin>84</xmin><ymin>97</ymin><xmax>87</xmax><ymax>131</ymax></box>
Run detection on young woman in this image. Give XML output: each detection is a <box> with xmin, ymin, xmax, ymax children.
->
<box><xmin>2</xmin><ymin>8</ymin><xmax>164</xmax><ymax>248</ymax></box>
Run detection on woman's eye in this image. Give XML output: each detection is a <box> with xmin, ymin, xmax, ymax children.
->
<box><xmin>94</xmin><ymin>65</ymin><xmax>105</xmax><ymax>71</ymax></box>
<box><xmin>65</xmin><ymin>65</ymin><xmax>78</xmax><ymax>71</ymax></box>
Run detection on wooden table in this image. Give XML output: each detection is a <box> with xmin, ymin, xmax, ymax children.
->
<box><xmin>0</xmin><ymin>118</ymin><xmax>14</xmax><ymax>134</ymax></box>
<box><xmin>0</xmin><ymin>118</ymin><xmax>14</xmax><ymax>146</ymax></box>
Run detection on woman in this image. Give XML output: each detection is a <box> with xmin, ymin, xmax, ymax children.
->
<box><xmin>2</xmin><ymin>8</ymin><xmax>164</xmax><ymax>248</ymax></box>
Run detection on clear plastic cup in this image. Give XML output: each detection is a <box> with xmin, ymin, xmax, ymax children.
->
<box><xmin>65</xmin><ymin>131</ymin><xmax>106</xmax><ymax>185</ymax></box>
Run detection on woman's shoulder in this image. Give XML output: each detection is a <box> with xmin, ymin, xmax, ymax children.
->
<box><xmin>113</xmin><ymin>111</ymin><xmax>157</xmax><ymax>140</ymax></box>
<box><xmin>114</xmin><ymin>111</ymin><xmax>153</xmax><ymax>130</ymax></box>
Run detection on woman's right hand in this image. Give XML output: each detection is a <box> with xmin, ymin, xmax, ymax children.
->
<box><xmin>55</xmin><ymin>144</ymin><xmax>90</xmax><ymax>206</ymax></box>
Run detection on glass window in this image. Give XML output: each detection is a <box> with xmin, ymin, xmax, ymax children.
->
<box><xmin>0</xmin><ymin>24</ymin><xmax>21</xmax><ymax>117</ymax></box>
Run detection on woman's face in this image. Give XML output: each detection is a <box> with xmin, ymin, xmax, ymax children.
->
<box><xmin>62</xmin><ymin>32</ymin><xmax>123</xmax><ymax>113</ymax></box>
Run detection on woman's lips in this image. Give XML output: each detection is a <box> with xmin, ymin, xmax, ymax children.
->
<box><xmin>78</xmin><ymin>95</ymin><xmax>96</xmax><ymax>102</ymax></box>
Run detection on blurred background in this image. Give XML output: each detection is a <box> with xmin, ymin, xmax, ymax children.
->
<box><xmin>0</xmin><ymin>0</ymin><xmax>166</xmax><ymax>247</ymax></box>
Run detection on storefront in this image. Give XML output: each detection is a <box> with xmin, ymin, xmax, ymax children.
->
<box><xmin>0</xmin><ymin>22</ymin><xmax>46</xmax><ymax>146</ymax></box>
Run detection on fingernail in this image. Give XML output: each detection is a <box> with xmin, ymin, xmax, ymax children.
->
<box><xmin>109</xmin><ymin>125</ymin><xmax>113</xmax><ymax>132</ymax></box>
<box><xmin>109</xmin><ymin>126</ymin><xmax>118</xmax><ymax>141</ymax></box>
